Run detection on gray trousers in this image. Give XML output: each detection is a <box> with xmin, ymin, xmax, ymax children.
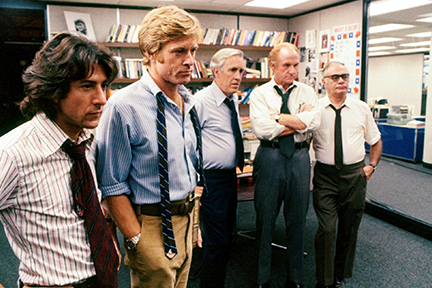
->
<box><xmin>313</xmin><ymin>161</ymin><xmax>366</xmax><ymax>286</ymax></box>
<box><xmin>253</xmin><ymin>145</ymin><xmax>311</xmax><ymax>285</ymax></box>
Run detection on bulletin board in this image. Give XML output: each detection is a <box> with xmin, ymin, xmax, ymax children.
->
<box><xmin>330</xmin><ymin>23</ymin><xmax>362</xmax><ymax>94</ymax></box>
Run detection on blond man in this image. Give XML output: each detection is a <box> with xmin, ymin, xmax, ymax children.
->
<box><xmin>96</xmin><ymin>6</ymin><xmax>203</xmax><ymax>287</ymax></box>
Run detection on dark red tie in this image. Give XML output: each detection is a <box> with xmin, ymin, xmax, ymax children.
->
<box><xmin>63</xmin><ymin>141</ymin><xmax>119</xmax><ymax>288</ymax></box>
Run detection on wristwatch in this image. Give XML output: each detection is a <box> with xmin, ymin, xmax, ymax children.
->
<box><xmin>275</xmin><ymin>114</ymin><xmax>280</xmax><ymax>123</ymax></box>
<box><xmin>369</xmin><ymin>164</ymin><xmax>377</xmax><ymax>172</ymax></box>
<box><xmin>126</xmin><ymin>233</ymin><xmax>141</xmax><ymax>250</ymax></box>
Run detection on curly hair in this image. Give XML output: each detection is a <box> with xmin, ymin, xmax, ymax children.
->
<box><xmin>20</xmin><ymin>32</ymin><xmax>119</xmax><ymax>119</ymax></box>
<box><xmin>138</xmin><ymin>5</ymin><xmax>201</xmax><ymax>66</ymax></box>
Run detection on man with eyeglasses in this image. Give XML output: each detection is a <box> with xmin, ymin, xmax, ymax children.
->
<box><xmin>312</xmin><ymin>61</ymin><xmax>382</xmax><ymax>288</ymax></box>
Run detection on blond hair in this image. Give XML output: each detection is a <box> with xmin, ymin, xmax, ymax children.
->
<box><xmin>138</xmin><ymin>5</ymin><xmax>201</xmax><ymax>66</ymax></box>
<box><xmin>269</xmin><ymin>42</ymin><xmax>300</xmax><ymax>63</ymax></box>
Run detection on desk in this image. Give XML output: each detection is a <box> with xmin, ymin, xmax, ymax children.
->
<box><xmin>366</xmin><ymin>122</ymin><xmax>425</xmax><ymax>163</ymax></box>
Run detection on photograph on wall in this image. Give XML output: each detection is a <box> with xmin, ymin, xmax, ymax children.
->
<box><xmin>64</xmin><ymin>11</ymin><xmax>96</xmax><ymax>41</ymax></box>
<box><xmin>306</xmin><ymin>29</ymin><xmax>316</xmax><ymax>49</ymax></box>
<box><xmin>300</xmin><ymin>47</ymin><xmax>307</xmax><ymax>62</ymax></box>
<box><xmin>319</xmin><ymin>52</ymin><xmax>329</xmax><ymax>70</ymax></box>
<box><xmin>319</xmin><ymin>30</ymin><xmax>330</xmax><ymax>52</ymax></box>
<box><xmin>308</xmin><ymin>49</ymin><xmax>318</xmax><ymax>73</ymax></box>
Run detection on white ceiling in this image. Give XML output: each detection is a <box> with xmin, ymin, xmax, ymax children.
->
<box><xmin>368</xmin><ymin>1</ymin><xmax>432</xmax><ymax>57</ymax></box>
<box><xmin>39</xmin><ymin>0</ymin><xmax>350</xmax><ymax>16</ymax></box>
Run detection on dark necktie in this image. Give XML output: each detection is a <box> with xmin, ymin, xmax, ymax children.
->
<box><xmin>156</xmin><ymin>92</ymin><xmax>177</xmax><ymax>259</ymax></box>
<box><xmin>62</xmin><ymin>141</ymin><xmax>119</xmax><ymax>288</ymax></box>
<box><xmin>274</xmin><ymin>85</ymin><xmax>295</xmax><ymax>158</ymax></box>
<box><xmin>189</xmin><ymin>107</ymin><xmax>208</xmax><ymax>248</ymax></box>
<box><xmin>224</xmin><ymin>97</ymin><xmax>244</xmax><ymax>172</ymax></box>
<box><xmin>330</xmin><ymin>104</ymin><xmax>345</xmax><ymax>169</ymax></box>
<box><xmin>189</xmin><ymin>106</ymin><xmax>207</xmax><ymax>190</ymax></box>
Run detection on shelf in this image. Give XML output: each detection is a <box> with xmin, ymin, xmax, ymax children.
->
<box><xmin>112</xmin><ymin>77</ymin><xmax>271</xmax><ymax>85</ymax></box>
<box><xmin>102</xmin><ymin>42</ymin><xmax>272</xmax><ymax>51</ymax></box>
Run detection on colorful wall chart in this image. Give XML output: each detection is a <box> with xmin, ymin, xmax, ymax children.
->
<box><xmin>330</xmin><ymin>23</ymin><xmax>361</xmax><ymax>94</ymax></box>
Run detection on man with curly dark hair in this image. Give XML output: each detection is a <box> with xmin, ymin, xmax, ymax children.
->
<box><xmin>0</xmin><ymin>32</ymin><xmax>119</xmax><ymax>288</ymax></box>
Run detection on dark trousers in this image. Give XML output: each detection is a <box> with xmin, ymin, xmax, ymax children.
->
<box><xmin>200</xmin><ymin>168</ymin><xmax>238</xmax><ymax>288</ymax></box>
<box><xmin>253</xmin><ymin>146</ymin><xmax>311</xmax><ymax>285</ymax></box>
<box><xmin>313</xmin><ymin>161</ymin><xmax>366</xmax><ymax>286</ymax></box>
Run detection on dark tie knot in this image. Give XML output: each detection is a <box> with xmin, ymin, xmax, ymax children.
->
<box><xmin>330</xmin><ymin>104</ymin><xmax>345</xmax><ymax>114</ymax></box>
<box><xmin>62</xmin><ymin>142</ymin><xmax>86</xmax><ymax>161</ymax></box>
<box><xmin>224</xmin><ymin>98</ymin><xmax>235</xmax><ymax>111</ymax></box>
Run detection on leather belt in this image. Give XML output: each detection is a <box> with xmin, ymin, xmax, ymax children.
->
<box><xmin>134</xmin><ymin>193</ymin><xmax>195</xmax><ymax>216</ymax></box>
<box><xmin>20</xmin><ymin>276</ymin><xmax>97</xmax><ymax>288</ymax></box>
<box><xmin>260</xmin><ymin>140</ymin><xmax>308</xmax><ymax>150</ymax></box>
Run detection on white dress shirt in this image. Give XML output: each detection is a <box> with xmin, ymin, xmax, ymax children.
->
<box><xmin>312</xmin><ymin>96</ymin><xmax>381</xmax><ymax>165</ymax></box>
<box><xmin>194</xmin><ymin>81</ymin><xmax>241</xmax><ymax>170</ymax></box>
<box><xmin>249</xmin><ymin>78</ymin><xmax>320</xmax><ymax>142</ymax></box>
<box><xmin>0</xmin><ymin>113</ymin><xmax>97</xmax><ymax>285</ymax></box>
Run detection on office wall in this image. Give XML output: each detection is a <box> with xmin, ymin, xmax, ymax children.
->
<box><xmin>368</xmin><ymin>54</ymin><xmax>423</xmax><ymax>115</ymax></box>
<box><xmin>288</xmin><ymin>0</ymin><xmax>363</xmax><ymax>99</ymax></box>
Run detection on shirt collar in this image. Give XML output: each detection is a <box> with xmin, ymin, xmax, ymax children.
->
<box><xmin>141</xmin><ymin>68</ymin><xmax>194</xmax><ymax>114</ymax></box>
<box><xmin>271</xmin><ymin>78</ymin><xmax>298</xmax><ymax>94</ymax></box>
<box><xmin>209</xmin><ymin>81</ymin><xmax>235</xmax><ymax>107</ymax></box>
<box><xmin>323</xmin><ymin>95</ymin><xmax>353</xmax><ymax>109</ymax></box>
<box><xmin>33</xmin><ymin>113</ymin><xmax>94</xmax><ymax>157</ymax></box>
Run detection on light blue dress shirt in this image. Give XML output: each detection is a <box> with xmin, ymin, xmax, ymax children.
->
<box><xmin>193</xmin><ymin>81</ymin><xmax>242</xmax><ymax>170</ymax></box>
<box><xmin>96</xmin><ymin>69</ymin><xmax>199</xmax><ymax>204</ymax></box>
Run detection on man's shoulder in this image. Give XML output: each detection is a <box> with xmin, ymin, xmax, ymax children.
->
<box><xmin>346</xmin><ymin>96</ymin><xmax>370</xmax><ymax>110</ymax></box>
<box><xmin>294</xmin><ymin>81</ymin><xmax>315</xmax><ymax>93</ymax></box>
<box><xmin>193</xmin><ymin>86</ymin><xmax>211</xmax><ymax>99</ymax></box>
<box><xmin>0</xmin><ymin>121</ymin><xmax>33</xmax><ymax>152</ymax></box>
<box><xmin>110</xmin><ymin>79</ymin><xmax>151</xmax><ymax>101</ymax></box>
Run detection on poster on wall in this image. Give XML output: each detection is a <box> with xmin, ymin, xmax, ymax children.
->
<box><xmin>306</xmin><ymin>30</ymin><xmax>316</xmax><ymax>49</ymax></box>
<box><xmin>64</xmin><ymin>11</ymin><xmax>97</xmax><ymax>41</ymax></box>
<box><xmin>329</xmin><ymin>23</ymin><xmax>361</xmax><ymax>94</ymax></box>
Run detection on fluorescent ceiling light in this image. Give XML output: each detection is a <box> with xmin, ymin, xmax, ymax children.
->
<box><xmin>400</xmin><ymin>41</ymin><xmax>431</xmax><ymax>47</ymax></box>
<box><xmin>370</xmin><ymin>0</ymin><xmax>432</xmax><ymax>16</ymax></box>
<box><xmin>369</xmin><ymin>37</ymin><xmax>402</xmax><ymax>44</ymax></box>
<box><xmin>407</xmin><ymin>32</ymin><xmax>432</xmax><ymax>37</ymax></box>
<box><xmin>417</xmin><ymin>17</ymin><xmax>432</xmax><ymax>23</ymax></box>
<box><xmin>368</xmin><ymin>46</ymin><xmax>396</xmax><ymax>51</ymax></box>
<box><xmin>395</xmin><ymin>47</ymin><xmax>430</xmax><ymax>53</ymax></box>
<box><xmin>369</xmin><ymin>24</ymin><xmax>414</xmax><ymax>34</ymax></box>
<box><xmin>245</xmin><ymin>0</ymin><xmax>310</xmax><ymax>9</ymax></box>
<box><xmin>369</xmin><ymin>51</ymin><xmax>392</xmax><ymax>57</ymax></box>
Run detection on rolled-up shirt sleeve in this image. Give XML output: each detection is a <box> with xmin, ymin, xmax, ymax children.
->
<box><xmin>295</xmin><ymin>87</ymin><xmax>321</xmax><ymax>134</ymax></box>
<box><xmin>249</xmin><ymin>86</ymin><xmax>285</xmax><ymax>140</ymax></box>
<box><xmin>96</xmin><ymin>103</ymin><xmax>133</xmax><ymax>198</ymax></box>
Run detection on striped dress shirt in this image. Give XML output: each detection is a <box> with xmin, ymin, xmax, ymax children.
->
<box><xmin>0</xmin><ymin>113</ymin><xmax>97</xmax><ymax>286</ymax></box>
<box><xmin>96</xmin><ymin>68</ymin><xmax>199</xmax><ymax>204</ymax></box>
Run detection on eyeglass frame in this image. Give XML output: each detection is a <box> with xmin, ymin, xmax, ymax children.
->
<box><xmin>323</xmin><ymin>73</ymin><xmax>350</xmax><ymax>81</ymax></box>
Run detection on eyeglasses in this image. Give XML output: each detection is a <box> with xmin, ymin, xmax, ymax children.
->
<box><xmin>324</xmin><ymin>74</ymin><xmax>349</xmax><ymax>81</ymax></box>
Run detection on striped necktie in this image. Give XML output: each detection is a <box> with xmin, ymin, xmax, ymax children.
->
<box><xmin>156</xmin><ymin>92</ymin><xmax>178</xmax><ymax>259</ymax></box>
<box><xmin>274</xmin><ymin>85</ymin><xmax>295</xmax><ymax>158</ymax></box>
<box><xmin>189</xmin><ymin>106</ymin><xmax>207</xmax><ymax>190</ymax></box>
<box><xmin>62</xmin><ymin>141</ymin><xmax>119</xmax><ymax>288</ymax></box>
